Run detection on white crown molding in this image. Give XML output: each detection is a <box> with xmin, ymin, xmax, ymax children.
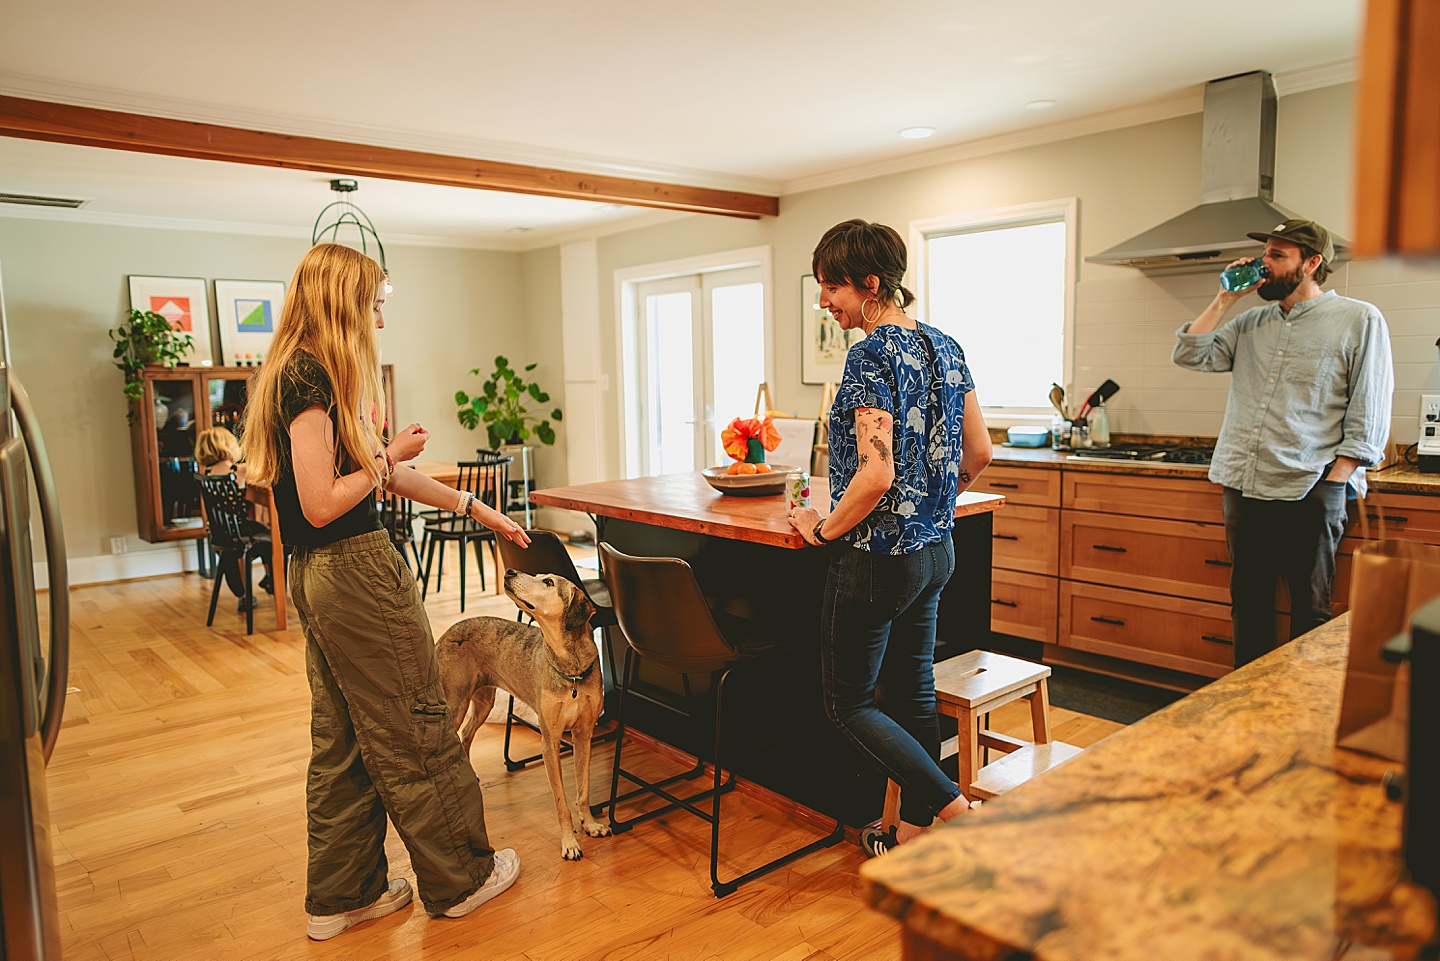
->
<box><xmin>781</xmin><ymin>60</ymin><xmax>1358</xmax><ymax>197</ymax></box>
<box><xmin>0</xmin><ymin>202</ymin><xmax>522</xmax><ymax>251</ymax></box>
<box><xmin>0</xmin><ymin>71</ymin><xmax>783</xmax><ymax>197</ymax></box>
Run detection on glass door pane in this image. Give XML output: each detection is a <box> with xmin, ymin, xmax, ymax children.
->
<box><xmin>152</xmin><ymin>376</ymin><xmax>203</xmax><ymax>531</ymax></box>
<box><xmin>206</xmin><ymin>373</ymin><xmax>250</xmax><ymax>438</ymax></box>
<box><xmin>643</xmin><ymin>285</ymin><xmax>699</xmax><ymax>475</ymax></box>
<box><xmin>705</xmin><ymin>269</ymin><xmax>764</xmax><ymax>466</ymax></box>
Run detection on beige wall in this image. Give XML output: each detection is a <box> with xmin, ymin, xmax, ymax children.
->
<box><xmin>0</xmin><ymin>218</ymin><xmax>530</xmax><ymax>581</ymax></box>
<box><xmin>589</xmin><ymin>82</ymin><xmax>1431</xmax><ymax>478</ymax></box>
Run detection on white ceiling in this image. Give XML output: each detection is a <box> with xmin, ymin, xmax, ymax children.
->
<box><xmin>0</xmin><ymin>0</ymin><xmax>1364</xmax><ymax>249</ymax></box>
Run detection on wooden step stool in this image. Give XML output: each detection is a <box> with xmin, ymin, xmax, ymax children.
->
<box><xmin>881</xmin><ymin>650</ymin><xmax>1083</xmax><ymax>828</ymax></box>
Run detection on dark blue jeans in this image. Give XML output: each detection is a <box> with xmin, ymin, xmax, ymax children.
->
<box><xmin>819</xmin><ymin>536</ymin><xmax>962</xmax><ymax>826</ymax></box>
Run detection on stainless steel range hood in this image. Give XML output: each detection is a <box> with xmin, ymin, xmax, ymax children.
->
<box><xmin>1086</xmin><ymin>71</ymin><xmax>1348</xmax><ymax>270</ymax></box>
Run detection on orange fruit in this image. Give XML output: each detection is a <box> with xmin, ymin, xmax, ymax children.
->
<box><xmin>726</xmin><ymin>462</ymin><xmax>743</xmax><ymax>476</ymax></box>
<box><xmin>754</xmin><ymin>463</ymin><xmax>773</xmax><ymax>473</ymax></box>
<box><xmin>737</xmin><ymin>462</ymin><xmax>758</xmax><ymax>474</ymax></box>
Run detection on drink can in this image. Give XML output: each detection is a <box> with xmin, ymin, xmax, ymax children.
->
<box><xmin>787</xmin><ymin>470</ymin><xmax>811</xmax><ymax>510</ymax></box>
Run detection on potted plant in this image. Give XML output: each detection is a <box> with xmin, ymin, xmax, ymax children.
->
<box><xmin>455</xmin><ymin>355</ymin><xmax>563</xmax><ymax>448</ymax></box>
<box><xmin>109</xmin><ymin>308</ymin><xmax>195</xmax><ymax>424</ymax></box>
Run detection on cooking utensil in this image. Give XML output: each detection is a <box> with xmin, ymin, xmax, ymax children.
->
<box><xmin>1078</xmin><ymin>378</ymin><xmax>1120</xmax><ymax>420</ymax></box>
<box><xmin>1048</xmin><ymin>383</ymin><xmax>1067</xmax><ymax>418</ymax></box>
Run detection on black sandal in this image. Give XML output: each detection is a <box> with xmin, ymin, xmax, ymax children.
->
<box><xmin>861</xmin><ymin>825</ymin><xmax>897</xmax><ymax>858</ymax></box>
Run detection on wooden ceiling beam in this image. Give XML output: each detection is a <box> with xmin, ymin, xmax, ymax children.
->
<box><xmin>0</xmin><ymin>95</ymin><xmax>778</xmax><ymax>219</ymax></box>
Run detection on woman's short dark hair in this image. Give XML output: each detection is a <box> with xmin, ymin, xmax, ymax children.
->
<box><xmin>812</xmin><ymin>219</ymin><xmax>915</xmax><ymax>309</ymax></box>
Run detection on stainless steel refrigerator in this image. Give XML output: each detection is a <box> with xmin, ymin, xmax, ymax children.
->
<box><xmin>0</xmin><ymin>260</ymin><xmax>70</xmax><ymax>960</ymax></box>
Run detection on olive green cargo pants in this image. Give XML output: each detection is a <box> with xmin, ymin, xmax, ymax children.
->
<box><xmin>292</xmin><ymin>530</ymin><xmax>496</xmax><ymax>916</ymax></box>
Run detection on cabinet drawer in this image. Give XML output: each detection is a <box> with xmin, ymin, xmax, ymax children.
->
<box><xmin>992</xmin><ymin>505</ymin><xmax>1059</xmax><ymax>575</ymax></box>
<box><xmin>991</xmin><ymin>569</ymin><xmax>1058</xmax><ymax>644</ymax></box>
<box><xmin>1059</xmin><ymin>582</ymin><xmax>1233</xmax><ymax>678</ymax></box>
<box><xmin>1063</xmin><ymin>472</ymin><xmax>1223</xmax><ymax>524</ymax></box>
<box><xmin>1355</xmin><ymin>491</ymin><xmax>1440</xmax><ymax>545</ymax></box>
<box><xmin>1061</xmin><ymin>512</ymin><xmax>1230</xmax><ymax>602</ymax></box>
<box><xmin>974</xmin><ymin>467</ymin><xmax>1060</xmax><ymax>507</ymax></box>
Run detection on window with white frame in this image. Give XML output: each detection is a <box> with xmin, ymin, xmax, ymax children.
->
<box><xmin>910</xmin><ymin>200</ymin><xmax>1075</xmax><ymax>417</ymax></box>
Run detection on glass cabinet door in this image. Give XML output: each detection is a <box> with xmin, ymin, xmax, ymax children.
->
<box><xmin>206</xmin><ymin>371</ymin><xmax>252</xmax><ymax>438</ymax></box>
<box><xmin>150</xmin><ymin>374</ymin><xmax>204</xmax><ymax>532</ymax></box>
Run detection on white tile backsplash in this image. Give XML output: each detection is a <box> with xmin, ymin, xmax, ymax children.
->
<box><xmin>1072</xmin><ymin>259</ymin><xmax>1440</xmax><ymax>445</ymax></box>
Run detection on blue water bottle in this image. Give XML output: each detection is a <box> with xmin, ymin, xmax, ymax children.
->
<box><xmin>1219</xmin><ymin>258</ymin><xmax>1268</xmax><ymax>292</ymax></box>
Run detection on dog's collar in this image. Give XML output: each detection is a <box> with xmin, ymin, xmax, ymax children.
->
<box><xmin>552</xmin><ymin>658</ymin><xmax>598</xmax><ymax>685</ymax></box>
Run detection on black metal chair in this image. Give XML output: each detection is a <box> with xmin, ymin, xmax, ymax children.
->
<box><xmin>195</xmin><ymin>474</ymin><xmax>271</xmax><ymax>635</ymax></box>
<box><xmin>378</xmin><ymin>490</ymin><xmax>424</xmax><ymax>572</ymax></box>
<box><xmin>600</xmin><ymin>543</ymin><xmax>843</xmax><ymax>898</ymax></box>
<box><xmin>420</xmin><ymin>452</ymin><xmax>511</xmax><ymax>611</ymax></box>
<box><xmin>495</xmin><ymin>531</ymin><xmax>620</xmax><ymax>770</ymax></box>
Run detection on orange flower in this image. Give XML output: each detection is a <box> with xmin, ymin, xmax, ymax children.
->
<box><xmin>721</xmin><ymin>414</ymin><xmax>783</xmax><ymax>460</ymax></box>
<box><xmin>757</xmin><ymin>415</ymin><xmax>781</xmax><ymax>452</ymax></box>
<box><xmin>721</xmin><ymin>417</ymin><xmax>750</xmax><ymax>461</ymax></box>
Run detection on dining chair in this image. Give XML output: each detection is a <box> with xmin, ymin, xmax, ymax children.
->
<box><xmin>195</xmin><ymin>474</ymin><xmax>271</xmax><ymax>635</ymax></box>
<box><xmin>495</xmin><ymin>531</ymin><xmax>619</xmax><ymax>770</ymax></box>
<box><xmin>420</xmin><ymin>452</ymin><xmax>511</xmax><ymax>610</ymax></box>
<box><xmin>600</xmin><ymin>543</ymin><xmax>843</xmax><ymax>897</ymax></box>
<box><xmin>378</xmin><ymin>490</ymin><xmax>424</xmax><ymax>572</ymax></box>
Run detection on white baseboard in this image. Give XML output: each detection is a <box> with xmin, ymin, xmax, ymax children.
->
<box><xmin>36</xmin><ymin>543</ymin><xmax>201</xmax><ymax>589</ymax></box>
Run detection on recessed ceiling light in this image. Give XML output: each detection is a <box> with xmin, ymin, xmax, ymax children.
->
<box><xmin>1026</xmin><ymin>99</ymin><xmax>1057</xmax><ymax>110</ymax></box>
<box><xmin>899</xmin><ymin>126</ymin><xmax>935</xmax><ymax>140</ymax></box>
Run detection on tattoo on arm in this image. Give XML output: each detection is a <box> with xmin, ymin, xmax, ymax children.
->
<box><xmin>872</xmin><ymin>434</ymin><xmax>891</xmax><ymax>464</ymax></box>
<box><xmin>858</xmin><ymin>453</ymin><xmax>870</xmax><ymax>470</ymax></box>
<box><xmin>959</xmin><ymin>469</ymin><xmax>972</xmax><ymax>485</ymax></box>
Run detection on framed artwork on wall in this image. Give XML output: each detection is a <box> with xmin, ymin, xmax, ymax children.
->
<box><xmin>800</xmin><ymin>274</ymin><xmax>865</xmax><ymax>385</ymax></box>
<box><xmin>213</xmin><ymin>279</ymin><xmax>285</xmax><ymax>366</ymax></box>
<box><xmin>127</xmin><ymin>275</ymin><xmax>213</xmax><ymax>367</ymax></box>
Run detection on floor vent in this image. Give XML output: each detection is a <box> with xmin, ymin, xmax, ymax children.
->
<box><xmin>0</xmin><ymin>191</ymin><xmax>89</xmax><ymax>209</ymax></box>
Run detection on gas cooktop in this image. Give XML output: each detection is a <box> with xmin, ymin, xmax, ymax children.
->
<box><xmin>1065</xmin><ymin>444</ymin><xmax>1213</xmax><ymax>467</ymax></box>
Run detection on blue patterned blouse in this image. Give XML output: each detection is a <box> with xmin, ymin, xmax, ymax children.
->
<box><xmin>829</xmin><ymin>322</ymin><xmax>974</xmax><ymax>555</ymax></box>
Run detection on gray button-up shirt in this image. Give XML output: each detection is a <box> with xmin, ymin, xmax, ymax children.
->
<box><xmin>1173</xmin><ymin>290</ymin><xmax>1393</xmax><ymax>501</ymax></box>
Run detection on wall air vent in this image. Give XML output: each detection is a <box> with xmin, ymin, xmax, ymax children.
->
<box><xmin>0</xmin><ymin>192</ymin><xmax>89</xmax><ymax>209</ymax></box>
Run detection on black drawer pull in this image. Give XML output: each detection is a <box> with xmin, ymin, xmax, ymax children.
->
<box><xmin>1201</xmin><ymin>634</ymin><xmax>1234</xmax><ymax>646</ymax></box>
<box><xmin>1204</xmin><ymin>558</ymin><xmax>1233</xmax><ymax>567</ymax></box>
<box><xmin>1090</xmin><ymin>615</ymin><xmax>1125</xmax><ymax>626</ymax></box>
<box><xmin>1366</xmin><ymin>513</ymin><xmax>1408</xmax><ymax>524</ymax></box>
<box><xmin>991</xmin><ymin>598</ymin><xmax>1018</xmax><ymax>607</ymax></box>
<box><xmin>1092</xmin><ymin>544</ymin><xmax>1127</xmax><ymax>553</ymax></box>
<box><xmin>993</xmin><ymin>533</ymin><xmax>1019</xmax><ymax>541</ymax></box>
<box><xmin>990</xmin><ymin>482</ymin><xmax>1021</xmax><ymax>489</ymax></box>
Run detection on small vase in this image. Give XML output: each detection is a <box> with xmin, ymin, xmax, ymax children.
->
<box><xmin>744</xmin><ymin>438</ymin><xmax>766</xmax><ymax>464</ymax></box>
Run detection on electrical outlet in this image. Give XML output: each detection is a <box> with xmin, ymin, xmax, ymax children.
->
<box><xmin>1423</xmin><ymin>394</ymin><xmax>1440</xmax><ymax>424</ymax></box>
<box><xmin>109</xmin><ymin>536</ymin><xmax>127</xmax><ymax>555</ymax></box>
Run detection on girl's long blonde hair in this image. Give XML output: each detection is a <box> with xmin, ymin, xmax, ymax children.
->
<box><xmin>242</xmin><ymin>243</ymin><xmax>387</xmax><ymax>489</ymax></box>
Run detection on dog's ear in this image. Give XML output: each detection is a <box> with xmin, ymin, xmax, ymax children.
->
<box><xmin>562</xmin><ymin>583</ymin><xmax>595</xmax><ymax>635</ymax></box>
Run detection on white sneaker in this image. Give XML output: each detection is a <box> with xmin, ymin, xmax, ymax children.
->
<box><xmin>306</xmin><ymin>877</ymin><xmax>412</xmax><ymax>941</ymax></box>
<box><xmin>442</xmin><ymin>848</ymin><xmax>520</xmax><ymax>918</ymax></box>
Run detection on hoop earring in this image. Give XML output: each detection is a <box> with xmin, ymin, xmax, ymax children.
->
<box><xmin>860</xmin><ymin>298</ymin><xmax>879</xmax><ymax>331</ymax></box>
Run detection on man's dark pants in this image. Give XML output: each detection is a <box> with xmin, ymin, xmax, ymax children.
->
<box><xmin>1222</xmin><ymin>481</ymin><xmax>1350</xmax><ymax>667</ymax></box>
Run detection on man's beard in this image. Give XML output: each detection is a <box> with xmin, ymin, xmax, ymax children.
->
<box><xmin>1258</xmin><ymin>265</ymin><xmax>1304</xmax><ymax>301</ymax></box>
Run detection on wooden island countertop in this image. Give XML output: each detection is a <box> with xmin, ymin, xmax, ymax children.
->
<box><xmin>860</xmin><ymin>613</ymin><xmax>1437</xmax><ymax>961</ymax></box>
<box><xmin>530</xmin><ymin>472</ymin><xmax>1005</xmax><ymax>548</ymax></box>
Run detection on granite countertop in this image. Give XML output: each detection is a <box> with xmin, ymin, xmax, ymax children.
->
<box><xmin>860</xmin><ymin>614</ymin><xmax>1438</xmax><ymax>961</ymax></box>
<box><xmin>992</xmin><ymin>446</ymin><xmax>1439</xmax><ymax>495</ymax></box>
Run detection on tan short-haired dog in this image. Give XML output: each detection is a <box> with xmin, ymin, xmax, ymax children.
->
<box><xmin>436</xmin><ymin>570</ymin><xmax>611</xmax><ymax>860</ymax></box>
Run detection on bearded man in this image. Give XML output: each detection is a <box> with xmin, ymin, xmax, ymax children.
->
<box><xmin>1173</xmin><ymin>218</ymin><xmax>1393</xmax><ymax>667</ymax></box>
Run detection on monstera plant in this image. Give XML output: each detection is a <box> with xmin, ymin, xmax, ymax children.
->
<box><xmin>455</xmin><ymin>355</ymin><xmax>562</xmax><ymax>448</ymax></box>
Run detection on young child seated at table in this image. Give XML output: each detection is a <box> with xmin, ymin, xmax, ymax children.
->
<box><xmin>194</xmin><ymin>426</ymin><xmax>273</xmax><ymax>605</ymax></box>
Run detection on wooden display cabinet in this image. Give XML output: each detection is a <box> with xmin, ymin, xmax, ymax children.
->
<box><xmin>129</xmin><ymin>363</ymin><xmax>394</xmax><ymax>543</ymax></box>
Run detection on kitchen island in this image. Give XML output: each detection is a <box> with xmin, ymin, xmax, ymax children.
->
<box><xmin>860</xmin><ymin>613</ymin><xmax>1437</xmax><ymax>960</ymax></box>
<box><xmin>532</xmin><ymin>472</ymin><xmax>1005</xmax><ymax>826</ymax></box>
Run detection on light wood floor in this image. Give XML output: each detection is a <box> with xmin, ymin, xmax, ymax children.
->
<box><xmin>45</xmin><ymin>542</ymin><xmax>1122</xmax><ymax>961</ymax></box>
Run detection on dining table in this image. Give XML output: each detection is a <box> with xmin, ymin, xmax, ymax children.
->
<box><xmin>245</xmin><ymin>459</ymin><xmax>464</xmax><ymax>631</ymax></box>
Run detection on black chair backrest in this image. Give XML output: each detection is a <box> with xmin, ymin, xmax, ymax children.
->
<box><xmin>378</xmin><ymin>491</ymin><xmax>419</xmax><ymax>541</ymax></box>
<box><xmin>600</xmin><ymin>543</ymin><xmax>737</xmax><ymax>675</ymax></box>
<box><xmin>456</xmin><ymin>452</ymin><xmax>512</xmax><ymax>515</ymax></box>
<box><xmin>496</xmin><ymin>530</ymin><xmax>586</xmax><ymax>590</ymax></box>
<box><xmin>195</xmin><ymin>474</ymin><xmax>251</xmax><ymax>552</ymax></box>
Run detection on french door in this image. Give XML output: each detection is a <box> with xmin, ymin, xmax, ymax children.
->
<box><xmin>635</xmin><ymin>266</ymin><xmax>764</xmax><ymax>475</ymax></box>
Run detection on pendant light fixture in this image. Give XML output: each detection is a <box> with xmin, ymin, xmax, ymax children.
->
<box><xmin>311</xmin><ymin>178</ymin><xmax>387</xmax><ymax>271</ymax></box>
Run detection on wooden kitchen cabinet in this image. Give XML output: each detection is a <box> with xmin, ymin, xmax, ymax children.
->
<box><xmin>991</xmin><ymin>503</ymin><xmax>1059</xmax><ymax>575</ymax></box>
<box><xmin>991</xmin><ymin>569</ymin><xmax>1058</xmax><ymax>644</ymax></box>
<box><xmin>1058</xmin><ymin>581</ymin><xmax>1233</xmax><ymax>678</ymax></box>
<box><xmin>1063</xmin><ymin>471</ymin><xmax>1223</xmax><ymax>523</ymax></box>
<box><xmin>1060</xmin><ymin>511</ymin><xmax>1231</xmax><ymax>603</ymax></box>
<box><xmin>974</xmin><ymin>465</ymin><xmax>1062</xmax><ymax>643</ymax></box>
<box><xmin>129</xmin><ymin>363</ymin><xmax>394</xmax><ymax>543</ymax></box>
<box><xmin>972</xmin><ymin>465</ymin><xmax>1061</xmax><ymax>506</ymax></box>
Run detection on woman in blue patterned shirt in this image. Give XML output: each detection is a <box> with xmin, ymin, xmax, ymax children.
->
<box><xmin>787</xmin><ymin>220</ymin><xmax>993</xmax><ymax>856</ymax></box>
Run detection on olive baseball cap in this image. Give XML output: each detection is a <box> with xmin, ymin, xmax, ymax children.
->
<box><xmin>1246</xmin><ymin>218</ymin><xmax>1335</xmax><ymax>265</ymax></box>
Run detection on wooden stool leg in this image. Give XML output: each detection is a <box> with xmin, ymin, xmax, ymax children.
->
<box><xmin>1029</xmin><ymin>679</ymin><xmax>1053</xmax><ymax>744</ymax></box>
<box><xmin>958</xmin><ymin>706</ymin><xmax>980</xmax><ymax>799</ymax></box>
<box><xmin>882</xmin><ymin>780</ymin><xmax>901</xmax><ymax>830</ymax></box>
